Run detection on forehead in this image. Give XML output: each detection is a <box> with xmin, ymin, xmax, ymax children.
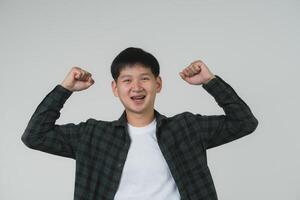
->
<box><xmin>119</xmin><ymin>64</ymin><xmax>153</xmax><ymax>78</ymax></box>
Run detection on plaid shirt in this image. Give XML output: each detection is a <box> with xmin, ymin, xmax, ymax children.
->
<box><xmin>21</xmin><ymin>75</ymin><xmax>258</xmax><ymax>200</ymax></box>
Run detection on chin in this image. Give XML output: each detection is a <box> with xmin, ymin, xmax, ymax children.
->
<box><xmin>130</xmin><ymin>108</ymin><xmax>146</xmax><ymax>114</ymax></box>
<box><xmin>126</xmin><ymin>106</ymin><xmax>147</xmax><ymax>114</ymax></box>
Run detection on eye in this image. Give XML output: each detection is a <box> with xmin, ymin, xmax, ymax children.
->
<box><xmin>142</xmin><ymin>77</ymin><xmax>150</xmax><ymax>81</ymax></box>
<box><xmin>123</xmin><ymin>79</ymin><xmax>131</xmax><ymax>83</ymax></box>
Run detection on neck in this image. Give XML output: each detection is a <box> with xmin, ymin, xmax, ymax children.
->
<box><xmin>126</xmin><ymin>109</ymin><xmax>155</xmax><ymax>127</ymax></box>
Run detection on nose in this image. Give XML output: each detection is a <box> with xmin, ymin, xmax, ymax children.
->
<box><xmin>131</xmin><ymin>80</ymin><xmax>143</xmax><ymax>92</ymax></box>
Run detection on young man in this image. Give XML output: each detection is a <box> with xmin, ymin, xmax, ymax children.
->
<box><xmin>21</xmin><ymin>47</ymin><xmax>258</xmax><ymax>200</ymax></box>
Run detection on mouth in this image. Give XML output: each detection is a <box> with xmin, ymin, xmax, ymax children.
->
<box><xmin>130</xmin><ymin>95</ymin><xmax>146</xmax><ymax>103</ymax></box>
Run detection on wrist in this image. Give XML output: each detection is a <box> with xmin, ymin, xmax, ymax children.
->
<box><xmin>60</xmin><ymin>83</ymin><xmax>74</xmax><ymax>92</ymax></box>
<box><xmin>203</xmin><ymin>75</ymin><xmax>216</xmax><ymax>84</ymax></box>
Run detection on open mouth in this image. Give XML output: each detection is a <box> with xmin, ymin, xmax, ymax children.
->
<box><xmin>131</xmin><ymin>95</ymin><xmax>146</xmax><ymax>103</ymax></box>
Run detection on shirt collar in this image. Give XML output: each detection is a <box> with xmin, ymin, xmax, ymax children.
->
<box><xmin>112</xmin><ymin>109</ymin><xmax>167</xmax><ymax>128</ymax></box>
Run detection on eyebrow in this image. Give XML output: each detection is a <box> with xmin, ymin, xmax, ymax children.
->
<box><xmin>119</xmin><ymin>73</ymin><xmax>152</xmax><ymax>79</ymax></box>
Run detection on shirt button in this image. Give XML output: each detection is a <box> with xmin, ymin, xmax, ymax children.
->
<box><xmin>118</xmin><ymin>163</ymin><xmax>123</xmax><ymax>168</ymax></box>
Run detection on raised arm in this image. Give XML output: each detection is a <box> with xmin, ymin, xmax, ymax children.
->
<box><xmin>179</xmin><ymin>60</ymin><xmax>258</xmax><ymax>149</ymax></box>
<box><xmin>21</xmin><ymin>67</ymin><xmax>95</xmax><ymax>158</ymax></box>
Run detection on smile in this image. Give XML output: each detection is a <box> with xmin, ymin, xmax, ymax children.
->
<box><xmin>130</xmin><ymin>95</ymin><xmax>146</xmax><ymax>103</ymax></box>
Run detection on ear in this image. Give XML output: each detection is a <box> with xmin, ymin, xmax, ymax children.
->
<box><xmin>111</xmin><ymin>80</ymin><xmax>119</xmax><ymax>97</ymax></box>
<box><xmin>156</xmin><ymin>76</ymin><xmax>162</xmax><ymax>93</ymax></box>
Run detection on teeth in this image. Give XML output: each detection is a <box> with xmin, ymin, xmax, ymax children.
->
<box><xmin>131</xmin><ymin>96</ymin><xmax>145</xmax><ymax>100</ymax></box>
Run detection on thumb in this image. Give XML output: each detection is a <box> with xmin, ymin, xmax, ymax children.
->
<box><xmin>74</xmin><ymin>72</ymin><xmax>81</xmax><ymax>80</ymax></box>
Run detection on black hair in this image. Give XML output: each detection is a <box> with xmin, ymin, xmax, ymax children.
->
<box><xmin>110</xmin><ymin>47</ymin><xmax>160</xmax><ymax>81</ymax></box>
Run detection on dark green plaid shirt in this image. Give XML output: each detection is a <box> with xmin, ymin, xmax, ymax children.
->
<box><xmin>21</xmin><ymin>75</ymin><xmax>258</xmax><ymax>200</ymax></box>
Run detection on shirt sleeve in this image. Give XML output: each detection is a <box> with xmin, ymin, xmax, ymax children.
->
<box><xmin>21</xmin><ymin>84</ymin><xmax>90</xmax><ymax>159</ymax></box>
<box><xmin>190</xmin><ymin>75</ymin><xmax>259</xmax><ymax>149</ymax></box>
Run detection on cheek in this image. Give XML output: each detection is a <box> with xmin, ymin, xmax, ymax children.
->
<box><xmin>146</xmin><ymin>87</ymin><xmax>157</xmax><ymax>97</ymax></box>
<box><xmin>118</xmin><ymin>86</ymin><xmax>130</xmax><ymax>96</ymax></box>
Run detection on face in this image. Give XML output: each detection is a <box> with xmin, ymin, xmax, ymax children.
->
<box><xmin>111</xmin><ymin>64</ymin><xmax>162</xmax><ymax>115</ymax></box>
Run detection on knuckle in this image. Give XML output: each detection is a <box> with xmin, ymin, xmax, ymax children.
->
<box><xmin>72</xmin><ymin>66</ymin><xmax>80</xmax><ymax>70</ymax></box>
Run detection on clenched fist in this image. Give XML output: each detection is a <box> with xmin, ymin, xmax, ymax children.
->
<box><xmin>60</xmin><ymin>66</ymin><xmax>95</xmax><ymax>92</ymax></box>
<box><xmin>179</xmin><ymin>60</ymin><xmax>216</xmax><ymax>85</ymax></box>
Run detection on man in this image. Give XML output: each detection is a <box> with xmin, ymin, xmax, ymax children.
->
<box><xmin>21</xmin><ymin>47</ymin><xmax>258</xmax><ymax>200</ymax></box>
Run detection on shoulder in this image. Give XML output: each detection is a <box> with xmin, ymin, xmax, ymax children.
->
<box><xmin>83</xmin><ymin>118</ymin><xmax>116</xmax><ymax>128</ymax></box>
<box><xmin>85</xmin><ymin>118</ymin><xmax>129</xmax><ymax>130</ymax></box>
<box><xmin>165</xmin><ymin>111</ymin><xmax>199</xmax><ymax>124</ymax></box>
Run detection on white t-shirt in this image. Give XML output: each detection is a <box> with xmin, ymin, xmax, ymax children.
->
<box><xmin>114</xmin><ymin>118</ymin><xmax>181</xmax><ymax>200</ymax></box>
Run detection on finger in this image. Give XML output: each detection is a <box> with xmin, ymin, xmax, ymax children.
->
<box><xmin>190</xmin><ymin>65</ymin><xmax>200</xmax><ymax>74</ymax></box>
<box><xmin>82</xmin><ymin>70</ymin><xmax>91</xmax><ymax>76</ymax></box>
<box><xmin>74</xmin><ymin>71</ymin><xmax>82</xmax><ymax>80</ymax></box>
<box><xmin>82</xmin><ymin>71</ymin><xmax>91</xmax><ymax>81</ymax></box>
<box><xmin>179</xmin><ymin>72</ymin><xmax>184</xmax><ymax>78</ymax></box>
<box><xmin>191</xmin><ymin>60</ymin><xmax>203</xmax><ymax>66</ymax></box>
<box><xmin>179</xmin><ymin>72</ymin><xmax>186</xmax><ymax>80</ymax></box>
<box><xmin>85</xmin><ymin>71</ymin><xmax>92</xmax><ymax>77</ymax></box>
<box><xmin>85</xmin><ymin>74</ymin><xmax>92</xmax><ymax>81</ymax></box>
<box><xmin>89</xmin><ymin>77</ymin><xmax>95</xmax><ymax>84</ymax></box>
<box><xmin>79</xmin><ymin>70</ymin><xmax>90</xmax><ymax>80</ymax></box>
<box><xmin>194</xmin><ymin>61</ymin><xmax>203</xmax><ymax>68</ymax></box>
<box><xmin>183</xmin><ymin>68</ymin><xmax>190</xmax><ymax>77</ymax></box>
<box><xmin>78</xmin><ymin>71</ymin><xmax>85</xmax><ymax>80</ymax></box>
<box><xmin>185</xmin><ymin>67</ymin><xmax>194</xmax><ymax>76</ymax></box>
<box><xmin>183</xmin><ymin>64</ymin><xmax>192</xmax><ymax>76</ymax></box>
<box><xmin>86</xmin><ymin>77</ymin><xmax>95</xmax><ymax>85</ymax></box>
<box><xmin>196</xmin><ymin>64</ymin><xmax>202</xmax><ymax>71</ymax></box>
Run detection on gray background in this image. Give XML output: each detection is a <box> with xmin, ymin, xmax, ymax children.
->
<box><xmin>1</xmin><ymin>0</ymin><xmax>299</xmax><ymax>199</ymax></box>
